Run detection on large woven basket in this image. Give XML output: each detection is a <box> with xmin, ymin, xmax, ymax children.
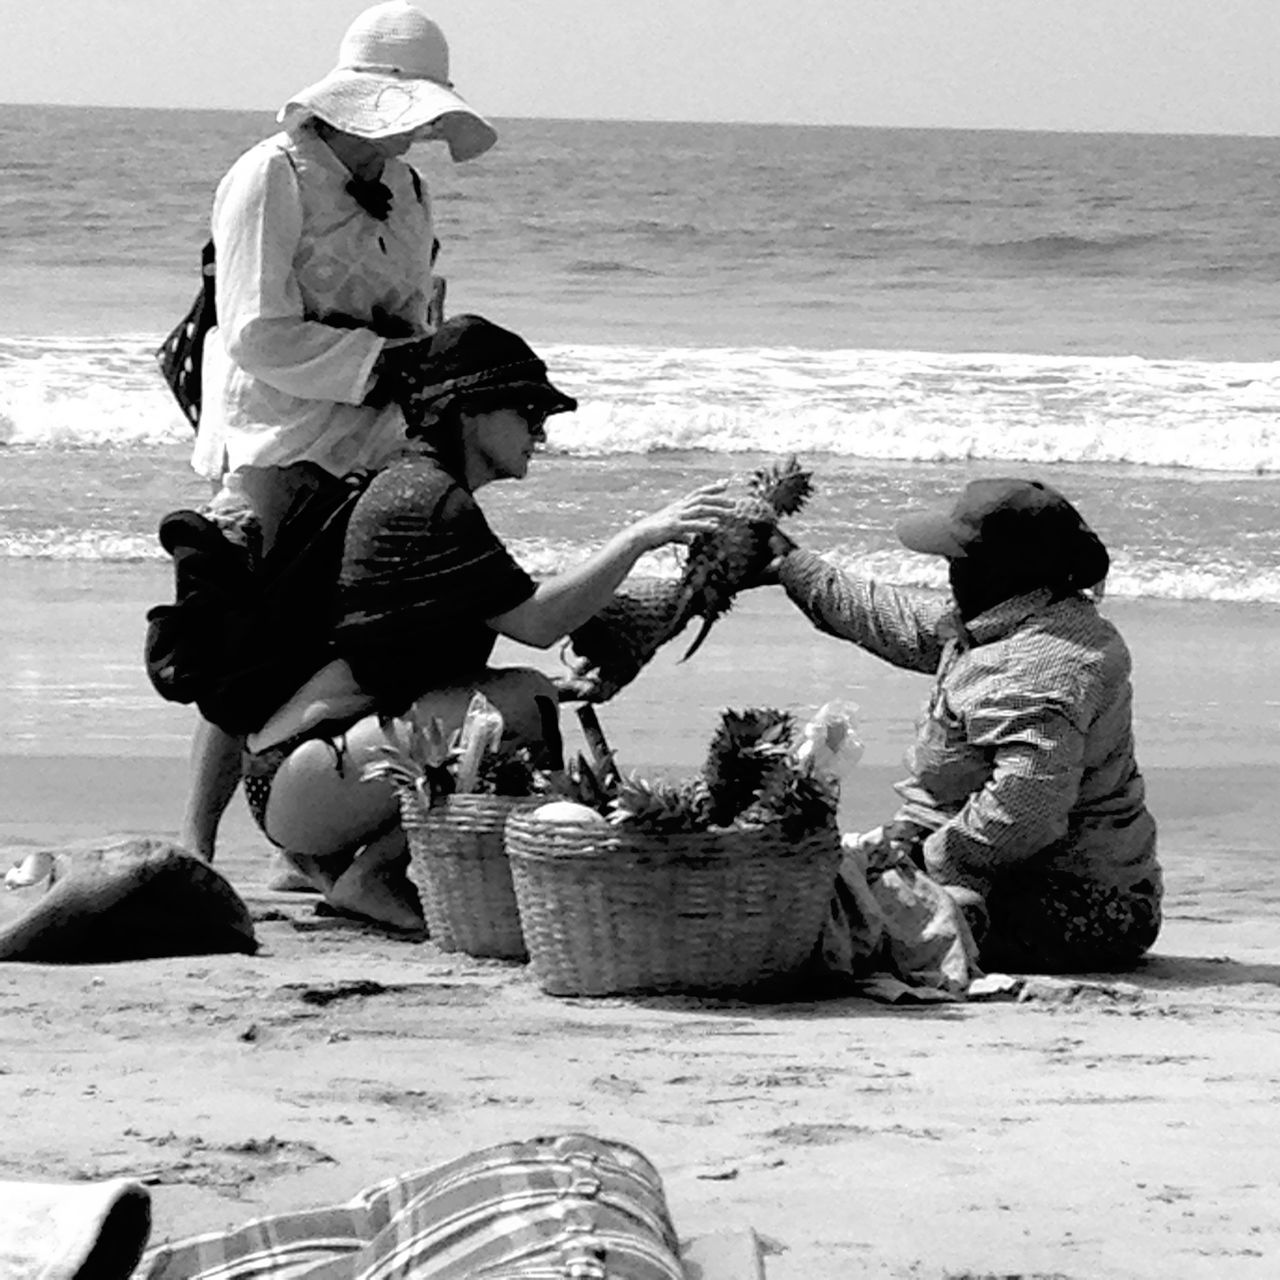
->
<box><xmin>504</xmin><ymin>812</ymin><xmax>841</xmax><ymax>996</ymax></box>
<box><xmin>401</xmin><ymin>792</ymin><xmax>540</xmax><ymax>960</ymax></box>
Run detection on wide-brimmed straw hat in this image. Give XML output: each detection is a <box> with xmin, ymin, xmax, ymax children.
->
<box><xmin>279</xmin><ymin>2</ymin><xmax>497</xmax><ymax>162</ymax></box>
<box><xmin>896</xmin><ymin>477</ymin><xmax>1110</xmax><ymax>588</ymax></box>
<box><xmin>409</xmin><ymin>314</ymin><xmax>579</xmax><ymax>419</ymax></box>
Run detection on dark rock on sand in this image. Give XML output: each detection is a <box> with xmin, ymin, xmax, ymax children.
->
<box><xmin>0</xmin><ymin>837</ymin><xmax>257</xmax><ymax>962</ymax></box>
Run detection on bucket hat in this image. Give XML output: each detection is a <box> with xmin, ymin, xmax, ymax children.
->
<box><xmin>279</xmin><ymin>2</ymin><xmax>497</xmax><ymax>162</ymax></box>
<box><xmin>896</xmin><ymin>478</ymin><xmax>1110</xmax><ymax>588</ymax></box>
<box><xmin>407</xmin><ymin>314</ymin><xmax>578</xmax><ymax>419</ymax></box>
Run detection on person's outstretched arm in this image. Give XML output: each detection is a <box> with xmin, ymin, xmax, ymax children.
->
<box><xmin>772</xmin><ymin>541</ymin><xmax>950</xmax><ymax>674</ymax></box>
<box><xmin>489</xmin><ymin>483</ymin><xmax>735</xmax><ymax>648</ymax></box>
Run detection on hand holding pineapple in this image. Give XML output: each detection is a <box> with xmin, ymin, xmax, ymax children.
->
<box><xmin>740</xmin><ymin>525</ymin><xmax>798</xmax><ymax>590</ymax></box>
<box><xmin>621</xmin><ymin>480</ymin><xmax>738</xmax><ymax>552</ymax></box>
<box><xmin>557</xmin><ymin>458</ymin><xmax>815</xmax><ymax>703</ymax></box>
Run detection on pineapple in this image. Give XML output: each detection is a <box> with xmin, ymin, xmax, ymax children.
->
<box><xmin>702</xmin><ymin>707</ymin><xmax>794</xmax><ymax>827</ymax></box>
<box><xmin>473</xmin><ymin>747</ymin><xmax>538</xmax><ymax>797</ymax></box>
<box><xmin>740</xmin><ymin>764</ymin><xmax>838</xmax><ymax>841</ymax></box>
<box><xmin>362</xmin><ymin>710</ymin><xmax>455</xmax><ymax>807</ymax></box>
<box><xmin>558</xmin><ymin>457</ymin><xmax>814</xmax><ymax>703</ymax></box>
<box><xmin>608</xmin><ymin>774</ymin><xmax>713</xmax><ymax>834</ymax></box>
<box><xmin>678</xmin><ymin>457</ymin><xmax>814</xmax><ymax>661</ymax></box>
<box><xmin>527</xmin><ymin>703</ymin><xmax>839</xmax><ymax>842</ymax></box>
<box><xmin>360</xmin><ymin>694</ymin><xmax>537</xmax><ymax>804</ymax></box>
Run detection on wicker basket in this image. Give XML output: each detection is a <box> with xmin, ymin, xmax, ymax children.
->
<box><xmin>401</xmin><ymin>792</ymin><xmax>540</xmax><ymax>960</ymax></box>
<box><xmin>504</xmin><ymin>812</ymin><xmax>841</xmax><ymax>996</ymax></box>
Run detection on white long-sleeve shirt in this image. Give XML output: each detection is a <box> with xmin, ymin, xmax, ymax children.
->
<box><xmin>192</xmin><ymin>124</ymin><xmax>437</xmax><ymax>482</ymax></box>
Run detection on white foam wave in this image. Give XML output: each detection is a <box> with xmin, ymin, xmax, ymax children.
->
<box><xmin>0</xmin><ymin>530</ymin><xmax>163</xmax><ymax>561</ymax></box>
<box><xmin>0</xmin><ymin>335</ymin><xmax>190</xmax><ymax>447</ymax></box>
<box><xmin>467</xmin><ymin>541</ymin><xmax>1280</xmax><ymax>605</ymax></box>
<box><xmin>10</xmin><ymin>526</ymin><xmax>1276</xmax><ymax>606</ymax></box>
<box><xmin>5</xmin><ymin>336</ymin><xmax>1280</xmax><ymax>473</ymax></box>
<box><xmin>542</xmin><ymin>344</ymin><xmax>1280</xmax><ymax>474</ymax></box>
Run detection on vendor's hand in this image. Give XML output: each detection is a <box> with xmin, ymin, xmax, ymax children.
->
<box><xmin>629</xmin><ymin>482</ymin><xmax>737</xmax><ymax>551</ymax></box>
<box><xmin>744</xmin><ymin>526</ymin><xmax>798</xmax><ymax>588</ymax></box>
<box><xmin>363</xmin><ymin>336</ymin><xmax>435</xmax><ymax>409</ymax></box>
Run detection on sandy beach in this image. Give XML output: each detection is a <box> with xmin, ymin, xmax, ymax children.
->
<box><xmin>3</xmin><ymin>566</ymin><xmax>1280</xmax><ymax>1278</ymax></box>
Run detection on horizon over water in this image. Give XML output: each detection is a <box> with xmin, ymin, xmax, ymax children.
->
<box><xmin>1</xmin><ymin>105</ymin><xmax>1279</xmax><ymax>606</ymax></box>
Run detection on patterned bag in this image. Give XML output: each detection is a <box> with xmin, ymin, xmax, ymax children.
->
<box><xmin>141</xmin><ymin>1133</ymin><xmax>687</xmax><ymax>1280</ymax></box>
<box><xmin>154</xmin><ymin>238</ymin><xmax>216</xmax><ymax>431</ymax></box>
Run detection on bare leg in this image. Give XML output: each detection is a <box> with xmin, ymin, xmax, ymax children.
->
<box><xmin>177</xmin><ymin>463</ymin><xmax>340</xmax><ymax>863</ymax></box>
<box><xmin>179</xmin><ymin>718</ymin><xmax>244</xmax><ymax>861</ymax></box>
<box><xmin>264</xmin><ymin>667</ymin><xmax>559</xmax><ymax>929</ymax></box>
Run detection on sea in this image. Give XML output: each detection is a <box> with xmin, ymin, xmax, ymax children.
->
<box><xmin>3</xmin><ymin>104</ymin><xmax>1280</xmax><ymax>605</ymax></box>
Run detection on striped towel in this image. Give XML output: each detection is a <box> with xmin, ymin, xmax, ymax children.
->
<box><xmin>141</xmin><ymin>1135</ymin><xmax>686</xmax><ymax>1280</ymax></box>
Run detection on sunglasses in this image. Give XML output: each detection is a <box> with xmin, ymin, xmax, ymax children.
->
<box><xmin>513</xmin><ymin>404</ymin><xmax>550</xmax><ymax>433</ymax></box>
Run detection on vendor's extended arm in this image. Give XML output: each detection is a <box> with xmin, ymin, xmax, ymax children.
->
<box><xmin>213</xmin><ymin>146</ymin><xmax>385</xmax><ymax>404</ymax></box>
<box><xmin>490</xmin><ymin>484</ymin><xmax>736</xmax><ymax>648</ymax></box>
<box><xmin>922</xmin><ymin>695</ymin><xmax>1087</xmax><ymax>892</ymax></box>
<box><xmin>777</xmin><ymin>546</ymin><xmax>949</xmax><ymax>674</ymax></box>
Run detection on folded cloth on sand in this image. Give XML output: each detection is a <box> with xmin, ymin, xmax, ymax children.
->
<box><xmin>0</xmin><ymin>1177</ymin><xmax>151</xmax><ymax>1280</ymax></box>
<box><xmin>0</xmin><ymin>838</ymin><xmax>256</xmax><ymax>963</ymax></box>
<box><xmin>142</xmin><ymin>1133</ymin><xmax>764</xmax><ymax>1280</ymax></box>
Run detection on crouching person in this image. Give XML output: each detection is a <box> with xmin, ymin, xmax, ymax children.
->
<box><xmin>242</xmin><ymin>314</ymin><xmax>735</xmax><ymax>931</ymax></box>
<box><xmin>766</xmin><ymin>477</ymin><xmax>1162</xmax><ymax>974</ymax></box>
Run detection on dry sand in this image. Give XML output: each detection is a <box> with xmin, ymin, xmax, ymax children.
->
<box><xmin>2</xmin><ymin>755</ymin><xmax>1279</xmax><ymax>1280</ymax></box>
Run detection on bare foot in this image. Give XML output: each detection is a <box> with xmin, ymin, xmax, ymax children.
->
<box><xmin>324</xmin><ymin>837</ymin><xmax>423</xmax><ymax>934</ymax></box>
<box><xmin>269</xmin><ymin>851</ymin><xmax>349</xmax><ymax>894</ymax></box>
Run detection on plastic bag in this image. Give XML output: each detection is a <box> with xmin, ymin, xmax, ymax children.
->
<box><xmin>794</xmin><ymin>699</ymin><xmax>864</xmax><ymax>784</ymax></box>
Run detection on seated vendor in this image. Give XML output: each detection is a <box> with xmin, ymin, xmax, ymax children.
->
<box><xmin>243</xmin><ymin>313</ymin><xmax>736</xmax><ymax>930</ymax></box>
<box><xmin>767</xmin><ymin>477</ymin><xmax>1161</xmax><ymax>974</ymax></box>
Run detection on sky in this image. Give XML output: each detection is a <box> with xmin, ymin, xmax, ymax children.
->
<box><xmin>2</xmin><ymin>0</ymin><xmax>1279</xmax><ymax>135</ymax></box>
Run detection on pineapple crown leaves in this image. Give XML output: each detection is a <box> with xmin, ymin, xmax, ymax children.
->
<box><xmin>702</xmin><ymin>707</ymin><xmax>801</xmax><ymax>826</ymax></box>
<box><xmin>360</xmin><ymin>696</ymin><xmax>531</xmax><ymax>803</ymax></box>
<box><xmin>705</xmin><ymin>707</ymin><xmax>796</xmax><ymax>761</ymax></box>
<box><xmin>748</xmin><ymin>455</ymin><xmax>814</xmax><ymax>519</ymax></box>
<box><xmin>362</xmin><ymin>710</ymin><xmax>456</xmax><ymax>806</ymax></box>
<box><xmin>739</xmin><ymin>762</ymin><xmax>839</xmax><ymax>840</ymax></box>
<box><xmin>607</xmin><ymin>773</ymin><xmax>713</xmax><ymax>834</ymax></box>
<box><xmin>473</xmin><ymin>747</ymin><xmax>539</xmax><ymax>797</ymax></box>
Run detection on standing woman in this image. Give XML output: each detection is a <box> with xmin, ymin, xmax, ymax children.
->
<box><xmin>180</xmin><ymin>1</ymin><xmax>496</xmax><ymax>861</ymax></box>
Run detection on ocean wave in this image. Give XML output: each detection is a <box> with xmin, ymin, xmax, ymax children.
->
<box><xmin>7</xmin><ymin>527</ymin><xmax>1280</xmax><ymax>606</ymax></box>
<box><xmin>975</xmin><ymin>232</ymin><xmax>1163</xmax><ymax>260</ymax></box>
<box><xmin>563</xmin><ymin>260</ymin><xmax>664</xmax><ymax>277</ymax></box>
<box><xmin>0</xmin><ymin>530</ymin><xmax>163</xmax><ymax>562</ymax></box>
<box><xmin>0</xmin><ymin>335</ymin><xmax>187</xmax><ymax>447</ymax></box>
<box><xmin>5</xmin><ymin>335</ymin><xmax>1280</xmax><ymax>473</ymax></box>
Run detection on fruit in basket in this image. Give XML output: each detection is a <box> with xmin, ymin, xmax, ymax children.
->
<box><xmin>529</xmin><ymin>800</ymin><xmax>610</xmax><ymax>826</ymax></box>
<box><xmin>702</xmin><ymin>707</ymin><xmax>795</xmax><ymax>827</ymax></box>
<box><xmin>557</xmin><ymin>457</ymin><xmax>814</xmax><ymax>703</ymax></box>
<box><xmin>742</xmin><ymin>765</ymin><xmax>838</xmax><ymax>840</ymax></box>
<box><xmin>609</xmin><ymin>775</ymin><xmax>713</xmax><ymax>834</ymax></box>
